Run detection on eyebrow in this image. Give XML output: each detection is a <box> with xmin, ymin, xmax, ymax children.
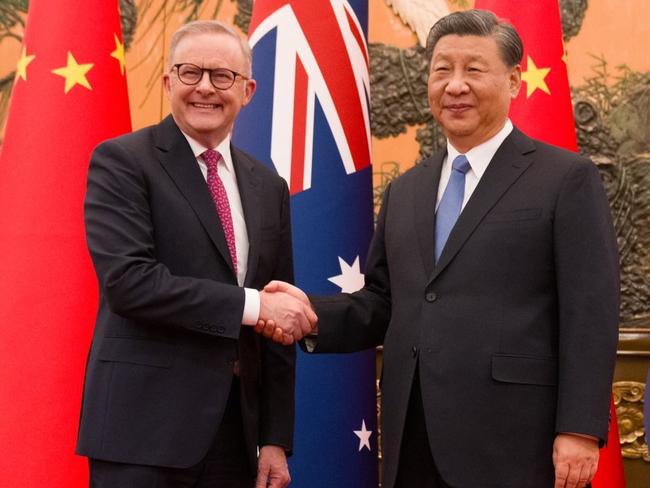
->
<box><xmin>433</xmin><ymin>53</ymin><xmax>488</xmax><ymax>63</ymax></box>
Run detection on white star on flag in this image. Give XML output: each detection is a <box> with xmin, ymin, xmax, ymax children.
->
<box><xmin>354</xmin><ymin>419</ymin><xmax>373</xmax><ymax>452</ymax></box>
<box><xmin>328</xmin><ymin>256</ymin><xmax>365</xmax><ymax>293</ymax></box>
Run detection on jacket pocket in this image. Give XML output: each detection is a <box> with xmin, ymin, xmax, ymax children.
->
<box><xmin>97</xmin><ymin>337</ymin><xmax>175</xmax><ymax>368</ymax></box>
<box><xmin>491</xmin><ymin>354</ymin><xmax>557</xmax><ymax>386</ymax></box>
<box><xmin>483</xmin><ymin>208</ymin><xmax>542</xmax><ymax>223</ymax></box>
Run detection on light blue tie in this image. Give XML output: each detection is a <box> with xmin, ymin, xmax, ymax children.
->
<box><xmin>435</xmin><ymin>154</ymin><xmax>471</xmax><ymax>262</ymax></box>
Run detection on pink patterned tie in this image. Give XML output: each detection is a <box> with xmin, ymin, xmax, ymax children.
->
<box><xmin>203</xmin><ymin>149</ymin><xmax>237</xmax><ymax>274</ymax></box>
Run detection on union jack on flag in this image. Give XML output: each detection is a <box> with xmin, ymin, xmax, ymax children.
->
<box><xmin>246</xmin><ymin>0</ymin><xmax>371</xmax><ymax>194</ymax></box>
<box><xmin>233</xmin><ymin>0</ymin><xmax>378</xmax><ymax>486</ymax></box>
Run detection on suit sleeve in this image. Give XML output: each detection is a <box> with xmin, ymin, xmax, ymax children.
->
<box><xmin>309</xmin><ymin>183</ymin><xmax>393</xmax><ymax>353</ymax></box>
<box><xmin>84</xmin><ymin>138</ymin><xmax>245</xmax><ymax>339</ymax></box>
<box><xmin>259</xmin><ymin>180</ymin><xmax>297</xmax><ymax>450</ymax></box>
<box><xmin>553</xmin><ymin>159</ymin><xmax>620</xmax><ymax>442</ymax></box>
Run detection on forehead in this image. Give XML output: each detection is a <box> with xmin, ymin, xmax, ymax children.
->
<box><xmin>432</xmin><ymin>34</ymin><xmax>502</xmax><ymax>63</ymax></box>
<box><xmin>171</xmin><ymin>32</ymin><xmax>246</xmax><ymax>67</ymax></box>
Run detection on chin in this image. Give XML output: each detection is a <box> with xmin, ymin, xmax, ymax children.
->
<box><xmin>188</xmin><ymin>119</ymin><xmax>221</xmax><ymax>133</ymax></box>
<box><xmin>444</xmin><ymin>125</ymin><xmax>476</xmax><ymax>139</ymax></box>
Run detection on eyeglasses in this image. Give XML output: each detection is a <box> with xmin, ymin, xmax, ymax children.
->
<box><xmin>172</xmin><ymin>63</ymin><xmax>249</xmax><ymax>90</ymax></box>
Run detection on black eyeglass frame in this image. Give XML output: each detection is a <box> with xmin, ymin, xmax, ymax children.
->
<box><xmin>172</xmin><ymin>63</ymin><xmax>250</xmax><ymax>90</ymax></box>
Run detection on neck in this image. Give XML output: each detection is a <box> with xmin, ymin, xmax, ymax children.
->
<box><xmin>193</xmin><ymin>132</ymin><xmax>227</xmax><ymax>150</ymax></box>
<box><xmin>174</xmin><ymin>119</ymin><xmax>229</xmax><ymax>150</ymax></box>
<box><xmin>448</xmin><ymin>123</ymin><xmax>508</xmax><ymax>154</ymax></box>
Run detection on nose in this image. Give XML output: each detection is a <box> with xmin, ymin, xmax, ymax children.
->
<box><xmin>195</xmin><ymin>71</ymin><xmax>215</xmax><ymax>93</ymax></box>
<box><xmin>445</xmin><ymin>71</ymin><xmax>469</xmax><ymax>95</ymax></box>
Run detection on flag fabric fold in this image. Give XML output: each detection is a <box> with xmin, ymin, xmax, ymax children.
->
<box><xmin>0</xmin><ymin>1</ymin><xmax>131</xmax><ymax>486</ymax></box>
<box><xmin>474</xmin><ymin>1</ymin><xmax>625</xmax><ymax>486</ymax></box>
<box><xmin>234</xmin><ymin>1</ymin><xmax>378</xmax><ymax>486</ymax></box>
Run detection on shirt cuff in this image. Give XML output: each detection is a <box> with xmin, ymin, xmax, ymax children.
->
<box><xmin>303</xmin><ymin>335</ymin><xmax>318</xmax><ymax>352</ymax></box>
<box><xmin>242</xmin><ymin>288</ymin><xmax>261</xmax><ymax>326</ymax></box>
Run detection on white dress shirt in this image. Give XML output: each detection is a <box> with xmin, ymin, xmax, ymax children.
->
<box><xmin>436</xmin><ymin>119</ymin><xmax>514</xmax><ymax>211</ymax></box>
<box><xmin>181</xmin><ymin>132</ymin><xmax>260</xmax><ymax>325</ymax></box>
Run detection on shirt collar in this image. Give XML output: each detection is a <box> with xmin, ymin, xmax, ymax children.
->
<box><xmin>180</xmin><ymin>131</ymin><xmax>235</xmax><ymax>174</ymax></box>
<box><xmin>446</xmin><ymin>119</ymin><xmax>513</xmax><ymax>178</ymax></box>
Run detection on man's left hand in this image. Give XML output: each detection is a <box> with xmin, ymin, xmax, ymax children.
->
<box><xmin>256</xmin><ymin>445</ymin><xmax>291</xmax><ymax>488</ymax></box>
<box><xmin>553</xmin><ymin>433</ymin><xmax>599</xmax><ymax>488</ymax></box>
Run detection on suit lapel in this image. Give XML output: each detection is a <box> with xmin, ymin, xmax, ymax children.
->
<box><xmin>154</xmin><ymin>115</ymin><xmax>235</xmax><ymax>276</ymax></box>
<box><xmin>430</xmin><ymin>129</ymin><xmax>535</xmax><ymax>283</ymax></box>
<box><xmin>415</xmin><ymin>152</ymin><xmax>445</xmax><ymax>280</ymax></box>
<box><xmin>231</xmin><ymin>147</ymin><xmax>262</xmax><ymax>287</ymax></box>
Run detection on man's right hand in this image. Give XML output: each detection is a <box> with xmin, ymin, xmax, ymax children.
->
<box><xmin>257</xmin><ymin>284</ymin><xmax>317</xmax><ymax>345</ymax></box>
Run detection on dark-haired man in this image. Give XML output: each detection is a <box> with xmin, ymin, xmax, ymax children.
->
<box><xmin>263</xmin><ymin>9</ymin><xmax>619</xmax><ymax>488</ymax></box>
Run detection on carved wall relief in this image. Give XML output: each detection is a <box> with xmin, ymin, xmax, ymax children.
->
<box><xmin>613</xmin><ymin>381</ymin><xmax>648</xmax><ymax>461</ymax></box>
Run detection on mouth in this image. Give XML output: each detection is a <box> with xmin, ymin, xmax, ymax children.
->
<box><xmin>190</xmin><ymin>102</ymin><xmax>221</xmax><ymax>110</ymax></box>
<box><xmin>444</xmin><ymin>103</ymin><xmax>473</xmax><ymax>113</ymax></box>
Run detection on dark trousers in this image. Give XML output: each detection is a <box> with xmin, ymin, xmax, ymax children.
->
<box><xmin>394</xmin><ymin>369</ymin><xmax>450</xmax><ymax>488</ymax></box>
<box><xmin>89</xmin><ymin>379</ymin><xmax>254</xmax><ymax>488</ymax></box>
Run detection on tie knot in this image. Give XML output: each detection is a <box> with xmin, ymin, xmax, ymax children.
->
<box><xmin>203</xmin><ymin>149</ymin><xmax>222</xmax><ymax>170</ymax></box>
<box><xmin>452</xmin><ymin>154</ymin><xmax>470</xmax><ymax>174</ymax></box>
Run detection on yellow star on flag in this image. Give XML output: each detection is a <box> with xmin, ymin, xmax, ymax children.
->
<box><xmin>52</xmin><ymin>52</ymin><xmax>94</xmax><ymax>94</ymax></box>
<box><xmin>110</xmin><ymin>34</ymin><xmax>126</xmax><ymax>75</ymax></box>
<box><xmin>521</xmin><ymin>55</ymin><xmax>551</xmax><ymax>98</ymax></box>
<box><xmin>16</xmin><ymin>47</ymin><xmax>36</xmax><ymax>82</ymax></box>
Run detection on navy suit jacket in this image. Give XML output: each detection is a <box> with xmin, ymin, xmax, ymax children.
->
<box><xmin>77</xmin><ymin>115</ymin><xmax>295</xmax><ymax>471</ymax></box>
<box><xmin>311</xmin><ymin>128</ymin><xmax>620</xmax><ymax>488</ymax></box>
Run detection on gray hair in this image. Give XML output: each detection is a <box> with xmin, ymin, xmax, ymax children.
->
<box><xmin>167</xmin><ymin>20</ymin><xmax>253</xmax><ymax>74</ymax></box>
<box><xmin>425</xmin><ymin>9</ymin><xmax>523</xmax><ymax>68</ymax></box>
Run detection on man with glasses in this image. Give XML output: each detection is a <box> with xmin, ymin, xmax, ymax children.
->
<box><xmin>76</xmin><ymin>20</ymin><xmax>314</xmax><ymax>488</ymax></box>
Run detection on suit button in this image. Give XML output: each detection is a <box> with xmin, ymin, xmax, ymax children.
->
<box><xmin>411</xmin><ymin>346</ymin><xmax>418</xmax><ymax>358</ymax></box>
<box><xmin>217</xmin><ymin>326</ymin><xmax>225</xmax><ymax>334</ymax></box>
<box><xmin>209</xmin><ymin>326</ymin><xmax>217</xmax><ymax>332</ymax></box>
<box><xmin>425</xmin><ymin>292</ymin><xmax>437</xmax><ymax>302</ymax></box>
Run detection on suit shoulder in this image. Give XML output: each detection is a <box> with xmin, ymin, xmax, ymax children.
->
<box><xmin>527</xmin><ymin>137</ymin><xmax>594</xmax><ymax>171</ymax></box>
<box><xmin>386</xmin><ymin>154</ymin><xmax>439</xmax><ymax>192</ymax></box>
<box><xmin>509</xmin><ymin>136</ymin><xmax>605</xmax><ymax>204</ymax></box>
<box><xmin>95</xmin><ymin>124</ymin><xmax>157</xmax><ymax>153</ymax></box>
<box><xmin>90</xmin><ymin>125</ymin><xmax>159</xmax><ymax>168</ymax></box>
<box><xmin>232</xmin><ymin>146</ymin><xmax>287</xmax><ymax>188</ymax></box>
<box><xmin>231</xmin><ymin>145</ymin><xmax>273</xmax><ymax>174</ymax></box>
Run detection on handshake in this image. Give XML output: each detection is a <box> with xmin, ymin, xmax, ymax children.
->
<box><xmin>255</xmin><ymin>281</ymin><xmax>317</xmax><ymax>345</ymax></box>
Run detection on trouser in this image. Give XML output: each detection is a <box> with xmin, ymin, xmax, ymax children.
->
<box><xmin>89</xmin><ymin>378</ymin><xmax>254</xmax><ymax>488</ymax></box>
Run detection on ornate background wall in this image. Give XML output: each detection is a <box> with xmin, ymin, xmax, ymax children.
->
<box><xmin>1</xmin><ymin>0</ymin><xmax>648</xmax><ymax>484</ymax></box>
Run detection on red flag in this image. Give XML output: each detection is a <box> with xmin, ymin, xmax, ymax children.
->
<box><xmin>594</xmin><ymin>398</ymin><xmax>626</xmax><ymax>487</ymax></box>
<box><xmin>0</xmin><ymin>1</ymin><xmax>131</xmax><ymax>486</ymax></box>
<box><xmin>475</xmin><ymin>0</ymin><xmax>576</xmax><ymax>150</ymax></box>
<box><xmin>474</xmin><ymin>1</ymin><xmax>625</xmax><ymax>486</ymax></box>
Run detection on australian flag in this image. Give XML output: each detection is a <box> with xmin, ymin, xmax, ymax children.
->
<box><xmin>232</xmin><ymin>0</ymin><xmax>378</xmax><ymax>486</ymax></box>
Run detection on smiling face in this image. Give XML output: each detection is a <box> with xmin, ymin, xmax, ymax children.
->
<box><xmin>163</xmin><ymin>31</ymin><xmax>256</xmax><ymax>148</ymax></box>
<box><xmin>427</xmin><ymin>34</ymin><xmax>521</xmax><ymax>153</ymax></box>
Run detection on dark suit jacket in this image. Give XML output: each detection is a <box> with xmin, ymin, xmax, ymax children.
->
<box><xmin>76</xmin><ymin>115</ymin><xmax>295</xmax><ymax>472</ymax></box>
<box><xmin>311</xmin><ymin>128</ymin><xmax>619</xmax><ymax>488</ymax></box>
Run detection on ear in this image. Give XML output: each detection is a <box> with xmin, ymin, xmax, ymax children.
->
<box><xmin>509</xmin><ymin>64</ymin><xmax>522</xmax><ymax>99</ymax></box>
<box><xmin>162</xmin><ymin>72</ymin><xmax>172</xmax><ymax>99</ymax></box>
<box><xmin>242</xmin><ymin>78</ymin><xmax>257</xmax><ymax>106</ymax></box>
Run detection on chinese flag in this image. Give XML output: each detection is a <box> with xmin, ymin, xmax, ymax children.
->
<box><xmin>474</xmin><ymin>1</ymin><xmax>625</xmax><ymax>487</ymax></box>
<box><xmin>0</xmin><ymin>1</ymin><xmax>131</xmax><ymax>486</ymax></box>
<box><xmin>475</xmin><ymin>0</ymin><xmax>577</xmax><ymax>150</ymax></box>
<box><xmin>594</xmin><ymin>398</ymin><xmax>627</xmax><ymax>487</ymax></box>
